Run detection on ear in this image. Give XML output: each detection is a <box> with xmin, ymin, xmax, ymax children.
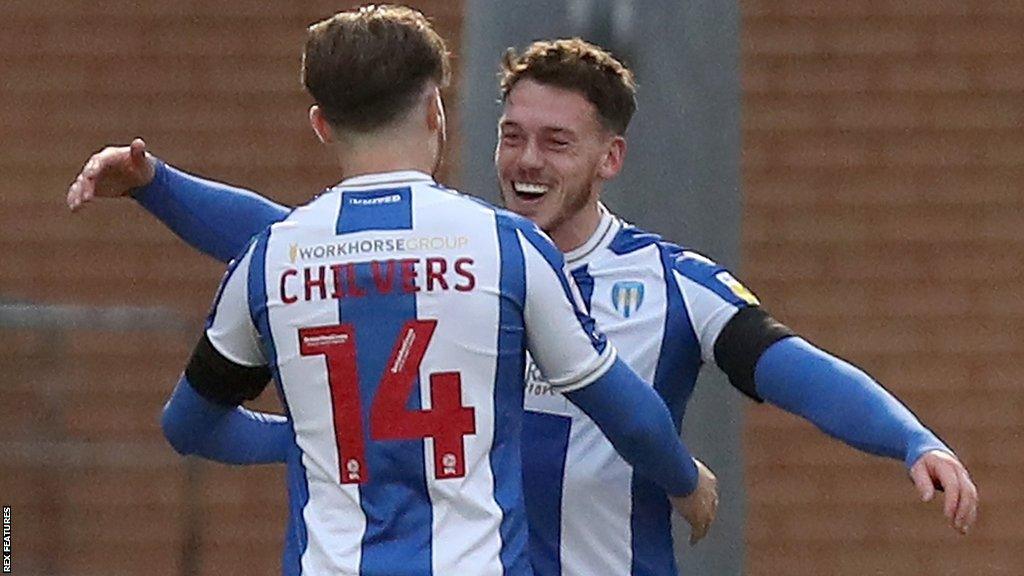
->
<box><xmin>309</xmin><ymin>105</ymin><xmax>335</xmax><ymax>144</ymax></box>
<box><xmin>425</xmin><ymin>86</ymin><xmax>446</xmax><ymax>133</ymax></box>
<box><xmin>597</xmin><ymin>135</ymin><xmax>626</xmax><ymax>180</ymax></box>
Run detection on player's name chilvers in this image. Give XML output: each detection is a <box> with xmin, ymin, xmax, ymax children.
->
<box><xmin>280</xmin><ymin>256</ymin><xmax>477</xmax><ymax>303</ymax></box>
<box><xmin>159</xmin><ymin>170</ymin><xmax>707</xmax><ymax>576</ymax></box>
<box><xmin>129</xmin><ymin>160</ymin><xmax>963</xmax><ymax>576</ymax></box>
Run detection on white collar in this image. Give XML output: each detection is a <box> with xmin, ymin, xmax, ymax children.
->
<box><xmin>335</xmin><ymin>170</ymin><xmax>435</xmax><ymax>189</ymax></box>
<box><xmin>565</xmin><ymin>204</ymin><xmax>621</xmax><ymax>267</ymax></box>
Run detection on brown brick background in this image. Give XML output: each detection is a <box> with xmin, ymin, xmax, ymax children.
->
<box><xmin>0</xmin><ymin>2</ymin><xmax>462</xmax><ymax>575</ymax></box>
<box><xmin>742</xmin><ymin>1</ymin><xmax>1023</xmax><ymax>574</ymax></box>
<box><xmin>2</xmin><ymin>1</ymin><xmax>1021</xmax><ymax>575</ymax></box>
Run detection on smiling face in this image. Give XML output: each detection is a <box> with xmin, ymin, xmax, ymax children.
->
<box><xmin>495</xmin><ymin>79</ymin><xmax>625</xmax><ymax>250</ymax></box>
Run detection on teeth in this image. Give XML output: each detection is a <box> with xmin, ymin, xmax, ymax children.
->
<box><xmin>513</xmin><ymin>182</ymin><xmax>549</xmax><ymax>196</ymax></box>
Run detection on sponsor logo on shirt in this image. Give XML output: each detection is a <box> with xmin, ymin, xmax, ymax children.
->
<box><xmin>714</xmin><ymin>271</ymin><xmax>760</xmax><ymax>305</ymax></box>
<box><xmin>346</xmin><ymin>193</ymin><xmax>402</xmax><ymax>206</ymax></box>
<box><xmin>523</xmin><ymin>359</ymin><xmax>572</xmax><ymax>415</ymax></box>
<box><xmin>288</xmin><ymin>236</ymin><xmax>470</xmax><ymax>263</ymax></box>
<box><xmin>611</xmin><ymin>281</ymin><xmax>645</xmax><ymax>318</ymax></box>
<box><xmin>525</xmin><ymin>360</ymin><xmax>556</xmax><ymax>397</ymax></box>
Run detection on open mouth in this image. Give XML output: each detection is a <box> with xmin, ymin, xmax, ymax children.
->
<box><xmin>512</xmin><ymin>181</ymin><xmax>550</xmax><ymax>202</ymax></box>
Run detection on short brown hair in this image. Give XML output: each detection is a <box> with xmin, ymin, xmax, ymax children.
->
<box><xmin>500</xmin><ymin>38</ymin><xmax>637</xmax><ymax>135</ymax></box>
<box><xmin>301</xmin><ymin>5</ymin><xmax>451</xmax><ymax>132</ymax></box>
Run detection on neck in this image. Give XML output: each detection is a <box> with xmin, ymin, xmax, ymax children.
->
<box><xmin>548</xmin><ymin>200</ymin><xmax>603</xmax><ymax>252</ymax></box>
<box><xmin>330</xmin><ymin>127</ymin><xmax>438</xmax><ymax>181</ymax></box>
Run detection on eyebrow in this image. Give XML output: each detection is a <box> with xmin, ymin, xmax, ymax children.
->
<box><xmin>545</xmin><ymin>127</ymin><xmax>577</xmax><ymax>139</ymax></box>
<box><xmin>498</xmin><ymin>120</ymin><xmax>578</xmax><ymax>139</ymax></box>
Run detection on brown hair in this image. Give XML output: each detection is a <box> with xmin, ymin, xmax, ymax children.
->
<box><xmin>301</xmin><ymin>5</ymin><xmax>451</xmax><ymax>132</ymax></box>
<box><xmin>500</xmin><ymin>38</ymin><xmax>637</xmax><ymax>135</ymax></box>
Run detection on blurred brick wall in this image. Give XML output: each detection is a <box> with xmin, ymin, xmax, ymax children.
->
<box><xmin>0</xmin><ymin>1</ymin><xmax>462</xmax><ymax>575</ymax></box>
<box><xmin>4</xmin><ymin>1</ymin><xmax>1021</xmax><ymax>575</ymax></box>
<box><xmin>742</xmin><ymin>1</ymin><xmax>1023</xmax><ymax>575</ymax></box>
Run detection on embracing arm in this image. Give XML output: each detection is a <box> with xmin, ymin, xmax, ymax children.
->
<box><xmin>564</xmin><ymin>358</ymin><xmax>719</xmax><ymax>544</ymax></box>
<box><xmin>565</xmin><ymin>358</ymin><xmax>699</xmax><ymax>496</ymax></box>
<box><xmin>67</xmin><ymin>138</ymin><xmax>290</xmax><ymax>264</ymax></box>
<box><xmin>132</xmin><ymin>160</ymin><xmax>290</xmax><ymax>263</ymax></box>
<box><xmin>161</xmin><ymin>236</ymin><xmax>291</xmax><ymax>466</ymax></box>
<box><xmin>754</xmin><ymin>336</ymin><xmax>947</xmax><ymax>466</ymax></box>
<box><xmin>715</xmin><ymin>307</ymin><xmax>978</xmax><ymax>533</ymax></box>
<box><xmin>161</xmin><ymin>374</ymin><xmax>290</xmax><ymax>465</ymax></box>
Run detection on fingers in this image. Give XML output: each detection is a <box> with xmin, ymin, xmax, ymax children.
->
<box><xmin>686</xmin><ymin>463</ymin><xmax>719</xmax><ymax>545</ymax></box>
<box><xmin>689</xmin><ymin>516</ymin><xmax>710</xmax><ymax>545</ymax></box>
<box><xmin>67</xmin><ymin>172</ymin><xmax>95</xmax><ymax>212</ymax></box>
<box><xmin>81</xmin><ymin>153</ymin><xmax>103</xmax><ymax>181</ymax></box>
<box><xmin>952</xmin><ymin>467</ymin><xmax>979</xmax><ymax>535</ymax></box>
<box><xmin>909</xmin><ymin>460</ymin><xmax>935</xmax><ymax>502</ymax></box>
<box><xmin>931</xmin><ymin>461</ymin><xmax>961</xmax><ymax>526</ymax></box>
<box><xmin>690</xmin><ymin>491</ymin><xmax>720</xmax><ymax>545</ymax></box>
<box><xmin>912</xmin><ymin>452</ymin><xmax>980</xmax><ymax>536</ymax></box>
<box><xmin>67</xmin><ymin>142</ymin><xmax>147</xmax><ymax>208</ymax></box>
<box><xmin>129</xmin><ymin>138</ymin><xmax>147</xmax><ymax>167</ymax></box>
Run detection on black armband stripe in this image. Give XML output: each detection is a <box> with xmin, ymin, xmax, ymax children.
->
<box><xmin>713</xmin><ymin>307</ymin><xmax>796</xmax><ymax>402</ymax></box>
<box><xmin>185</xmin><ymin>333</ymin><xmax>271</xmax><ymax>407</ymax></box>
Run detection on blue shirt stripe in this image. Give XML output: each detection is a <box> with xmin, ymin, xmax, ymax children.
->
<box><xmin>521</xmin><ymin>412</ymin><xmax>570</xmax><ymax>576</ymax></box>
<box><xmin>629</xmin><ymin>242</ymin><xmax>704</xmax><ymax>576</ymax></box>
<box><xmin>571</xmin><ymin>265</ymin><xmax>595</xmax><ymax>314</ymax></box>
<box><xmin>493</xmin><ymin>213</ymin><xmax>531</xmax><ymax>575</ymax></box>
<box><xmin>671</xmin><ymin>252</ymin><xmax>750</xmax><ymax>308</ymax></box>
<box><xmin>334</xmin><ymin>190</ymin><xmax>433</xmax><ymax>576</ymax></box>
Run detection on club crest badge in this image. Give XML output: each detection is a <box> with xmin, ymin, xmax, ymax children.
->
<box><xmin>611</xmin><ymin>281</ymin><xmax>645</xmax><ymax>318</ymax></box>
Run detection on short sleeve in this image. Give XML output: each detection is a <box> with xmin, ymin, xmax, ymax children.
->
<box><xmin>518</xmin><ymin>225</ymin><xmax>616</xmax><ymax>392</ymax></box>
<box><xmin>205</xmin><ymin>241</ymin><xmax>267</xmax><ymax>367</ymax></box>
<box><xmin>670</xmin><ymin>250</ymin><xmax>760</xmax><ymax>364</ymax></box>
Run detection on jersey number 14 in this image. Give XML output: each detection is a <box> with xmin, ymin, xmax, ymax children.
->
<box><xmin>298</xmin><ymin>319</ymin><xmax>476</xmax><ymax>485</ymax></box>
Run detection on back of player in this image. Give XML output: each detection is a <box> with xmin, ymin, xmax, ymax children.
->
<box><xmin>208</xmin><ymin>172</ymin><xmax>617</xmax><ymax>575</ymax></box>
<box><xmin>245</xmin><ymin>176</ymin><xmax>528</xmax><ymax>574</ymax></box>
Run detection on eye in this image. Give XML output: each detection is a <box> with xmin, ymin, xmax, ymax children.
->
<box><xmin>548</xmin><ymin>139</ymin><xmax>570</xmax><ymax>150</ymax></box>
<box><xmin>501</xmin><ymin>132</ymin><xmax>523</xmax><ymax>146</ymax></box>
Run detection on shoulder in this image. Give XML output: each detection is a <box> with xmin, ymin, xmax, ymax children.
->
<box><xmin>670</xmin><ymin>250</ymin><xmax>760</xmax><ymax>307</ymax></box>
<box><xmin>424</xmin><ymin>184</ymin><xmax>534</xmax><ymax>228</ymax></box>
<box><xmin>607</xmin><ymin>224</ymin><xmax>703</xmax><ymax>272</ymax></box>
<box><xmin>608</xmin><ymin>224</ymin><xmax>665</xmax><ymax>255</ymax></box>
<box><xmin>610</xmin><ymin>224</ymin><xmax>759</xmax><ymax>307</ymax></box>
<box><xmin>490</xmin><ymin>210</ymin><xmax>564</xmax><ymax>267</ymax></box>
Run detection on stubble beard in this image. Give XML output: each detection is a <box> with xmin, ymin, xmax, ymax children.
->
<box><xmin>542</xmin><ymin>179</ymin><xmax>594</xmax><ymax>237</ymax></box>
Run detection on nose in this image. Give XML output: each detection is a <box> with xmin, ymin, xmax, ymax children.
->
<box><xmin>518</xmin><ymin>138</ymin><xmax>544</xmax><ymax>171</ymax></box>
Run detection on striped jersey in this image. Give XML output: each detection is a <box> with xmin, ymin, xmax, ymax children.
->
<box><xmin>521</xmin><ymin>206</ymin><xmax>759</xmax><ymax>576</ymax></box>
<box><xmin>203</xmin><ymin>171</ymin><xmax>616</xmax><ymax>576</ymax></box>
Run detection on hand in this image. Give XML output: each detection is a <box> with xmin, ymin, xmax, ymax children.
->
<box><xmin>909</xmin><ymin>450</ymin><xmax>978</xmax><ymax>535</ymax></box>
<box><xmin>669</xmin><ymin>458</ymin><xmax>719</xmax><ymax>545</ymax></box>
<box><xmin>67</xmin><ymin>138</ymin><xmax>157</xmax><ymax>212</ymax></box>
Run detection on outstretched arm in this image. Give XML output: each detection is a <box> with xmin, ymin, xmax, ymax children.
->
<box><xmin>68</xmin><ymin>138</ymin><xmax>290</xmax><ymax>263</ymax></box>
<box><xmin>673</xmin><ymin>253</ymin><xmax>978</xmax><ymax>535</ymax></box>
<box><xmin>753</xmin><ymin>333</ymin><xmax>979</xmax><ymax>534</ymax></box>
